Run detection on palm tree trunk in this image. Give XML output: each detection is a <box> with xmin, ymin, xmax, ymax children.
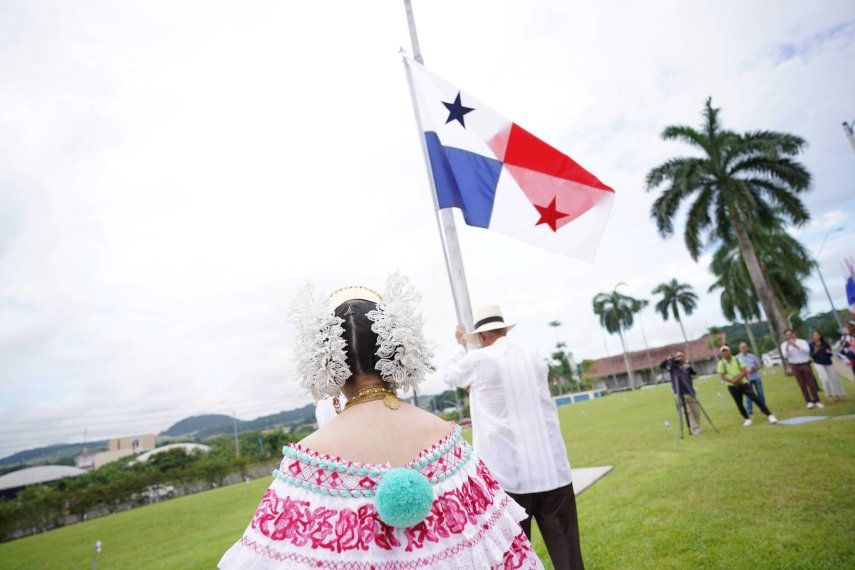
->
<box><xmin>745</xmin><ymin>321</ymin><xmax>759</xmax><ymax>356</ymax></box>
<box><xmin>677</xmin><ymin>315</ymin><xmax>691</xmax><ymax>361</ymax></box>
<box><xmin>728</xmin><ymin>211</ymin><xmax>789</xmax><ymax>351</ymax></box>
<box><xmin>617</xmin><ymin>327</ymin><xmax>637</xmax><ymax>389</ymax></box>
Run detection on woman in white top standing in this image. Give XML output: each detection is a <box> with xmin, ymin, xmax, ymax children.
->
<box><xmin>219</xmin><ymin>275</ymin><xmax>541</xmax><ymax>569</ymax></box>
<box><xmin>809</xmin><ymin>330</ymin><xmax>846</xmax><ymax>403</ymax></box>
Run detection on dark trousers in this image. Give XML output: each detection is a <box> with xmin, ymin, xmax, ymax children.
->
<box><xmin>727</xmin><ymin>383</ymin><xmax>771</xmax><ymax>419</ymax></box>
<box><xmin>507</xmin><ymin>483</ymin><xmax>584</xmax><ymax>570</ymax></box>
<box><xmin>791</xmin><ymin>362</ymin><xmax>820</xmax><ymax>403</ymax></box>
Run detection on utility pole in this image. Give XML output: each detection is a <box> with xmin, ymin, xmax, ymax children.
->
<box><xmin>843</xmin><ymin>121</ymin><xmax>855</xmax><ymax>155</ymax></box>
<box><xmin>231</xmin><ymin>409</ymin><xmax>240</xmax><ymax>457</ymax></box>
<box><xmin>816</xmin><ymin>226</ymin><xmax>845</xmax><ymax>332</ymax></box>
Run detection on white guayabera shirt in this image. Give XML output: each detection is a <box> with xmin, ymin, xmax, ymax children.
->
<box><xmin>443</xmin><ymin>336</ymin><xmax>573</xmax><ymax>494</ymax></box>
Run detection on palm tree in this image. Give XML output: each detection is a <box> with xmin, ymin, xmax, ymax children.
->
<box><xmin>710</xmin><ymin>269</ymin><xmax>763</xmax><ymax>355</ymax></box>
<box><xmin>646</xmin><ymin>98</ymin><xmax>811</xmax><ymax>349</ymax></box>
<box><xmin>710</xmin><ymin>215</ymin><xmax>812</xmax><ymax>322</ymax></box>
<box><xmin>652</xmin><ymin>279</ymin><xmax>698</xmax><ymax>358</ymax></box>
<box><xmin>632</xmin><ymin>298</ymin><xmax>657</xmax><ymax>383</ymax></box>
<box><xmin>548</xmin><ymin>320</ymin><xmax>562</xmax><ymax>344</ymax></box>
<box><xmin>592</xmin><ymin>290</ymin><xmax>642</xmax><ymax>388</ymax></box>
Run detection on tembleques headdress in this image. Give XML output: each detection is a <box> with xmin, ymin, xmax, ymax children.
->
<box><xmin>290</xmin><ymin>273</ymin><xmax>434</xmax><ymax>401</ymax></box>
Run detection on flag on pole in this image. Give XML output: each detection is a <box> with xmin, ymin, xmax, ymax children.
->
<box><xmin>847</xmin><ymin>275</ymin><xmax>855</xmax><ymax>314</ymax></box>
<box><xmin>409</xmin><ymin>60</ymin><xmax>614</xmax><ymax>261</ymax></box>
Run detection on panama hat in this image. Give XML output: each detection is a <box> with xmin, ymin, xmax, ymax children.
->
<box><xmin>464</xmin><ymin>305</ymin><xmax>516</xmax><ymax>343</ymax></box>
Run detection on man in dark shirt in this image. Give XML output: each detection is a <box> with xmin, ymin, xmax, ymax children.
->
<box><xmin>661</xmin><ymin>351</ymin><xmax>701</xmax><ymax>435</ymax></box>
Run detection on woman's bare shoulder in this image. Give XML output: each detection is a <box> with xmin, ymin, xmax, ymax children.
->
<box><xmin>297</xmin><ymin>402</ymin><xmax>454</xmax><ymax>466</ymax></box>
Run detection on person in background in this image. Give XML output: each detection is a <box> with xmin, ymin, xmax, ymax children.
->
<box><xmin>717</xmin><ymin>345</ymin><xmax>778</xmax><ymax>426</ymax></box>
<box><xmin>660</xmin><ymin>351</ymin><xmax>701</xmax><ymax>435</ymax></box>
<box><xmin>810</xmin><ymin>330</ymin><xmax>846</xmax><ymax>403</ymax></box>
<box><xmin>444</xmin><ymin>305</ymin><xmax>583</xmax><ymax>570</ymax></box>
<box><xmin>314</xmin><ymin>396</ymin><xmax>345</xmax><ymax>428</ymax></box>
<box><xmin>834</xmin><ymin>320</ymin><xmax>855</xmax><ymax>377</ymax></box>
<box><xmin>735</xmin><ymin>342</ymin><xmax>766</xmax><ymax>415</ymax></box>
<box><xmin>780</xmin><ymin>329</ymin><xmax>825</xmax><ymax>409</ymax></box>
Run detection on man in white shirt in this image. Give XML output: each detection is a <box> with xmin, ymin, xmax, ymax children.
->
<box><xmin>780</xmin><ymin>328</ymin><xmax>824</xmax><ymax>409</ymax></box>
<box><xmin>444</xmin><ymin>305</ymin><xmax>583</xmax><ymax>570</ymax></box>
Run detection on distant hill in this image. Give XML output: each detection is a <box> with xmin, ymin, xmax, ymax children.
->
<box><xmin>714</xmin><ymin>310</ymin><xmax>844</xmax><ymax>353</ymax></box>
<box><xmin>0</xmin><ymin>405</ymin><xmax>317</xmax><ymax>468</ymax></box>
<box><xmin>159</xmin><ymin>405</ymin><xmax>317</xmax><ymax>440</ymax></box>
<box><xmin>0</xmin><ymin>440</ymin><xmax>108</xmax><ymax>469</ymax></box>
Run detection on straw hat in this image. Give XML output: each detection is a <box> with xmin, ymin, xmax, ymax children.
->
<box><xmin>464</xmin><ymin>305</ymin><xmax>516</xmax><ymax>343</ymax></box>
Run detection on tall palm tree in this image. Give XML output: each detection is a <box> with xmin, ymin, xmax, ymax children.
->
<box><xmin>632</xmin><ymin>298</ymin><xmax>658</xmax><ymax>382</ymax></box>
<box><xmin>710</xmin><ymin>216</ymin><xmax>812</xmax><ymax>318</ymax></box>
<box><xmin>548</xmin><ymin>320</ymin><xmax>562</xmax><ymax>344</ymax></box>
<box><xmin>710</xmin><ymin>269</ymin><xmax>762</xmax><ymax>355</ymax></box>
<box><xmin>652</xmin><ymin>279</ymin><xmax>698</xmax><ymax>358</ymax></box>
<box><xmin>592</xmin><ymin>290</ymin><xmax>641</xmax><ymax>388</ymax></box>
<box><xmin>646</xmin><ymin>98</ymin><xmax>811</xmax><ymax>349</ymax></box>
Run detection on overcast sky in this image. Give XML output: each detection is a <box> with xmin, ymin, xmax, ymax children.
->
<box><xmin>1</xmin><ymin>1</ymin><xmax>853</xmax><ymax>458</ymax></box>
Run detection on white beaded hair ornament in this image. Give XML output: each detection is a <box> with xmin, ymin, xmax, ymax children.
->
<box><xmin>290</xmin><ymin>273</ymin><xmax>434</xmax><ymax>401</ymax></box>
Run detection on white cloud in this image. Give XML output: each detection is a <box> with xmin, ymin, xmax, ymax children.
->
<box><xmin>1</xmin><ymin>0</ymin><xmax>853</xmax><ymax>457</ymax></box>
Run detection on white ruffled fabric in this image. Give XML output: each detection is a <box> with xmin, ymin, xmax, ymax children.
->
<box><xmin>218</xmin><ymin>450</ymin><xmax>542</xmax><ymax>569</ymax></box>
<box><xmin>367</xmin><ymin>273</ymin><xmax>435</xmax><ymax>394</ymax></box>
<box><xmin>290</xmin><ymin>285</ymin><xmax>350</xmax><ymax>401</ymax></box>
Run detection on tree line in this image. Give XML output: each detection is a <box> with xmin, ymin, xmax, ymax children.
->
<box><xmin>590</xmin><ymin>98</ymin><xmax>825</xmax><ymax>387</ymax></box>
<box><xmin>0</xmin><ymin>427</ymin><xmax>311</xmax><ymax>541</ymax></box>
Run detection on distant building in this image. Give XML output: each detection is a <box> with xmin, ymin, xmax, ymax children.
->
<box><xmin>0</xmin><ymin>465</ymin><xmax>86</xmax><ymax>499</ymax></box>
<box><xmin>73</xmin><ymin>451</ymin><xmax>98</xmax><ymax>471</ymax></box>
<box><xmin>129</xmin><ymin>443</ymin><xmax>210</xmax><ymax>465</ymax></box>
<box><xmin>590</xmin><ymin>333</ymin><xmax>725</xmax><ymax>391</ymax></box>
<box><xmin>74</xmin><ymin>433</ymin><xmax>155</xmax><ymax>471</ymax></box>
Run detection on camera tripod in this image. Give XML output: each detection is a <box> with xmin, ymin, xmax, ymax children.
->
<box><xmin>672</xmin><ymin>371</ymin><xmax>718</xmax><ymax>439</ymax></box>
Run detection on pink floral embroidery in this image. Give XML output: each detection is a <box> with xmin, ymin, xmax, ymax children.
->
<box><xmin>251</xmin><ymin>468</ymin><xmax>501</xmax><ymax>553</ymax></box>
<box><xmin>498</xmin><ymin>531</ymin><xmax>535</xmax><ymax>569</ymax></box>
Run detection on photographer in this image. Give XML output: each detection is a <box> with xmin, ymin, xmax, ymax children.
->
<box><xmin>660</xmin><ymin>351</ymin><xmax>701</xmax><ymax>435</ymax></box>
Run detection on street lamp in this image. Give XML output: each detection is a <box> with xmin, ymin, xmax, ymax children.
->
<box><xmin>816</xmin><ymin>226</ymin><xmax>845</xmax><ymax>332</ymax></box>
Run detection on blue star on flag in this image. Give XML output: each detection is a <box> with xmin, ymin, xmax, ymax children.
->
<box><xmin>442</xmin><ymin>92</ymin><xmax>475</xmax><ymax>127</ymax></box>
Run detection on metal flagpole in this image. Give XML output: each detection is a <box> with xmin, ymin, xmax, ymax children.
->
<box><xmin>402</xmin><ymin>0</ymin><xmax>473</xmax><ymax>420</ymax></box>
<box><xmin>402</xmin><ymin>0</ymin><xmax>475</xmax><ymax>333</ymax></box>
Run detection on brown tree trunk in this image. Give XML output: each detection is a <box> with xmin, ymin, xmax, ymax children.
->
<box><xmin>728</xmin><ymin>211</ymin><xmax>789</xmax><ymax>352</ymax></box>
<box><xmin>745</xmin><ymin>321</ymin><xmax>759</xmax><ymax>356</ymax></box>
<box><xmin>676</xmin><ymin>313</ymin><xmax>691</xmax><ymax>361</ymax></box>
<box><xmin>618</xmin><ymin>327</ymin><xmax>637</xmax><ymax>389</ymax></box>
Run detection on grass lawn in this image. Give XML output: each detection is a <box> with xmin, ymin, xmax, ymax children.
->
<box><xmin>1</xmin><ymin>371</ymin><xmax>853</xmax><ymax>569</ymax></box>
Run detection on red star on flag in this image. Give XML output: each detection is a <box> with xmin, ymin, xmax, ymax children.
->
<box><xmin>534</xmin><ymin>197</ymin><xmax>570</xmax><ymax>232</ymax></box>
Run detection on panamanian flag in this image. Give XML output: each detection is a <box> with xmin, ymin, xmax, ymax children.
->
<box><xmin>409</xmin><ymin>60</ymin><xmax>614</xmax><ymax>261</ymax></box>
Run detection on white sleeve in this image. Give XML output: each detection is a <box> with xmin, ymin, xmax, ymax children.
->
<box><xmin>443</xmin><ymin>346</ymin><xmax>478</xmax><ymax>390</ymax></box>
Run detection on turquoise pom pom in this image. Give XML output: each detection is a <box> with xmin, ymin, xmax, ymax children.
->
<box><xmin>375</xmin><ymin>468</ymin><xmax>434</xmax><ymax>528</ymax></box>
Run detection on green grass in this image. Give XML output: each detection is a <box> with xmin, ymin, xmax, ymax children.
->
<box><xmin>1</xmin><ymin>372</ymin><xmax>852</xmax><ymax>569</ymax></box>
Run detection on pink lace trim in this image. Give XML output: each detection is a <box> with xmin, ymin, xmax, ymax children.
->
<box><xmin>251</xmin><ymin>461</ymin><xmax>502</xmax><ymax>553</ymax></box>
<box><xmin>281</xmin><ymin>426</ymin><xmax>469</xmax><ymax>493</ymax></box>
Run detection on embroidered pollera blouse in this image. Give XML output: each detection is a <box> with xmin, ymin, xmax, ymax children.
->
<box><xmin>218</xmin><ymin>424</ymin><xmax>543</xmax><ymax>569</ymax></box>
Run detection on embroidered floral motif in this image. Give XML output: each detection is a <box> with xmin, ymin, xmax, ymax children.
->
<box><xmin>251</xmin><ymin>463</ymin><xmax>500</xmax><ymax>553</ymax></box>
<box><xmin>499</xmin><ymin>531</ymin><xmax>536</xmax><ymax>569</ymax></box>
<box><xmin>235</xmin><ymin>494</ymin><xmax>535</xmax><ymax>569</ymax></box>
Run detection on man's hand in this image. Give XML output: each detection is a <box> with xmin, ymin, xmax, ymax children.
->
<box><xmin>455</xmin><ymin>324</ymin><xmax>467</xmax><ymax>347</ymax></box>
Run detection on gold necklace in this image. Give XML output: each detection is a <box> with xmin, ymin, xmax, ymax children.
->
<box><xmin>344</xmin><ymin>385</ymin><xmax>400</xmax><ymax>411</ymax></box>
